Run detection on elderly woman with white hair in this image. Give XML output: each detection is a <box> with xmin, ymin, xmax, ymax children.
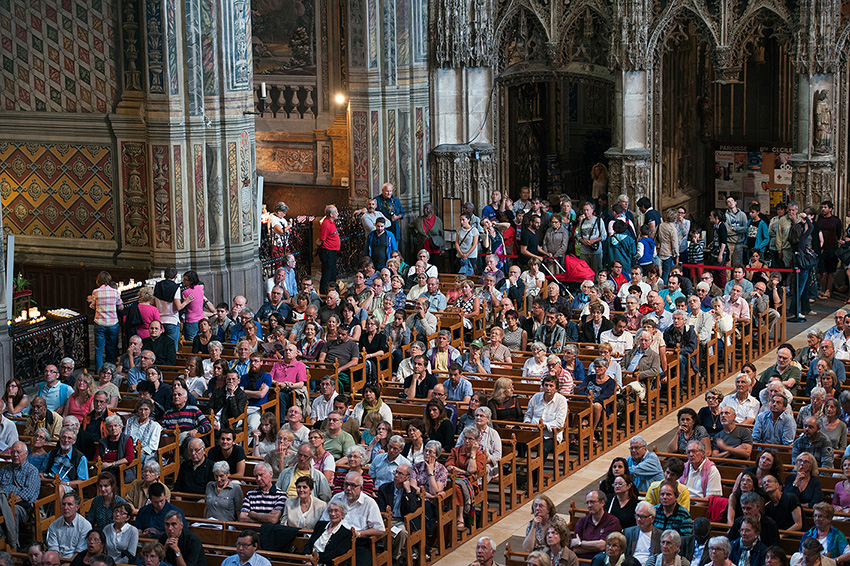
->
<box><xmin>96</xmin><ymin>414</ymin><xmax>136</xmax><ymax>483</ymax></box>
<box><xmin>304</xmin><ymin>500</ymin><xmax>355</xmax><ymax>566</ymax></box>
<box><xmin>523</xmin><ymin>342</ymin><xmax>550</xmax><ymax>379</ymax></box>
<box><xmin>204</xmin><ymin>460</ymin><xmax>243</xmax><ymax>521</ymax></box>
<box><xmin>447</xmin><ymin>426</ymin><xmax>488</xmax><ymax>531</ymax></box>
<box><xmin>704</xmin><ymin>536</ymin><xmax>733</xmax><ymax>566</ymax></box>
<box><xmin>591</xmin><ymin>531</ymin><xmax>641</xmax><ymax>566</ymax></box>
<box><xmin>455</xmin><ymin>406</ymin><xmax>502</xmax><ymax>480</ymax></box>
<box><xmin>798</xmin><ymin>387</ymin><xmax>827</xmax><ymax>428</ymax></box>
<box><xmin>646</xmin><ymin>530</ymin><xmax>689</xmax><ymax>566</ymax></box>
<box><xmin>126</xmin><ymin>461</ymin><xmax>171</xmax><ymax>513</ymax></box>
<box><xmin>410</xmin><ymin>440</ymin><xmax>447</xmax><ymax>552</ymax></box>
<box><xmin>125</xmin><ymin>399</ymin><xmax>161</xmax><ymax>465</ymax></box>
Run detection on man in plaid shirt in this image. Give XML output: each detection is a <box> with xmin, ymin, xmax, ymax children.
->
<box><xmin>0</xmin><ymin>441</ymin><xmax>41</xmax><ymax>548</ymax></box>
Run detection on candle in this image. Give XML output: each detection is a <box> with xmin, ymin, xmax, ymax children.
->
<box><xmin>261</xmin><ymin>82</ymin><xmax>267</xmax><ymax>99</ymax></box>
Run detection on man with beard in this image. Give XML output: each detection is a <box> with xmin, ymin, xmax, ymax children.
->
<box><xmin>44</xmin><ymin>426</ymin><xmax>89</xmax><ymax>491</ymax></box>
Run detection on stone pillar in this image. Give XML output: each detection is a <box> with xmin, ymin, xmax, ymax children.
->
<box><xmin>347</xmin><ymin>0</ymin><xmax>431</xmax><ymax>255</ymax></box>
<box><xmin>429</xmin><ymin>0</ymin><xmax>496</xmax><ymax>212</ymax></box>
<box><xmin>0</xmin><ymin>204</ymin><xmax>10</xmax><ymax>384</ymax></box>
<box><xmin>605</xmin><ymin>70</ymin><xmax>652</xmax><ymax>203</ymax></box>
<box><xmin>790</xmin><ymin>73</ymin><xmax>837</xmax><ymax>207</ymax></box>
<box><xmin>112</xmin><ymin>0</ymin><xmax>261</xmax><ymax>305</ymax></box>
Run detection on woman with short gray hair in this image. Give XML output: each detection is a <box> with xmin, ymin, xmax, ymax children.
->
<box><xmin>455</xmin><ymin>406</ymin><xmax>502</xmax><ymax>480</ymax></box>
<box><xmin>646</xmin><ymin>530</ymin><xmax>687</xmax><ymax>566</ymax></box>
<box><xmin>706</xmin><ymin>536</ymin><xmax>732</xmax><ymax>566</ymax></box>
<box><xmin>447</xmin><ymin>426</ymin><xmax>488</xmax><ymax>531</ymax></box>
<box><xmin>204</xmin><ymin>459</ymin><xmax>243</xmax><ymax>521</ymax></box>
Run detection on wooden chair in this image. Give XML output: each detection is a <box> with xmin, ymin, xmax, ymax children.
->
<box><xmin>403</xmin><ymin>492</ymin><xmax>426</xmax><ymax>566</ymax></box>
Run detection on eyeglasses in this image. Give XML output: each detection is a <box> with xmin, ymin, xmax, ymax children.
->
<box><xmin>635</xmin><ymin>514</ymin><xmax>652</xmax><ymax>519</ymax></box>
<box><xmin>344</xmin><ymin>482</ymin><xmax>362</xmax><ymax>488</ymax></box>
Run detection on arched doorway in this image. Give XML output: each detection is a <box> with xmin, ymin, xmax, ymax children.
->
<box><xmin>495</xmin><ymin>5</ymin><xmax>614</xmax><ymax>203</ymax></box>
<box><xmin>654</xmin><ymin>11</ymin><xmax>795</xmax><ymax>222</ymax></box>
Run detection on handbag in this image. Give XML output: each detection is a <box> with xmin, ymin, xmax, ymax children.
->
<box><xmin>587</xmin><ymin>217</ymin><xmax>603</xmax><ymax>252</ymax></box>
<box><xmin>795</xmin><ymin>247</ymin><xmax>818</xmax><ymax>270</ymax></box>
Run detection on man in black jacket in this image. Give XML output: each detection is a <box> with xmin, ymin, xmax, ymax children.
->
<box><xmin>209</xmin><ymin>370</ymin><xmax>248</xmax><ymax>431</ymax></box>
<box><xmin>375</xmin><ymin>463</ymin><xmax>419</xmax><ymax>566</ymax></box>
<box><xmin>142</xmin><ymin>320</ymin><xmax>176</xmax><ymax>366</ymax></box>
<box><xmin>159</xmin><ymin>510</ymin><xmax>206</xmax><ymax>566</ymax></box>
<box><xmin>580</xmin><ymin>303</ymin><xmax>613</xmax><ymax>343</ymax></box>
<box><xmin>663</xmin><ymin>310</ymin><xmax>699</xmax><ymax>377</ymax></box>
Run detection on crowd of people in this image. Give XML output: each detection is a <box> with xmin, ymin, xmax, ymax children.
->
<box><xmin>4</xmin><ymin>186</ymin><xmax>843</xmax><ymax>566</ymax></box>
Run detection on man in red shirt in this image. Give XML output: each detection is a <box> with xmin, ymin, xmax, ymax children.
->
<box><xmin>318</xmin><ymin>205</ymin><xmax>341</xmax><ymax>294</ymax></box>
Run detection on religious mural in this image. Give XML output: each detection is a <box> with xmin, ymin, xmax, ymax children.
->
<box><xmin>252</xmin><ymin>0</ymin><xmax>315</xmax><ymax>74</ymax></box>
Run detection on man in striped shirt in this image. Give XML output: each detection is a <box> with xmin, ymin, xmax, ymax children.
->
<box><xmin>163</xmin><ymin>385</ymin><xmax>211</xmax><ymax>449</ymax></box>
<box><xmin>239</xmin><ymin>463</ymin><xmax>285</xmax><ymax>524</ymax></box>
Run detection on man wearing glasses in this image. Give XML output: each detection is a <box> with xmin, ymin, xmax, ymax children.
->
<box><xmin>221</xmin><ymin>530</ymin><xmax>269</xmax><ymax>566</ymax></box>
<box><xmin>37</xmin><ymin>365</ymin><xmax>73</xmax><ymax>412</ymax></box>
<box><xmin>624</xmin><ymin>501</ymin><xmax>662</xmax><ymax>565</ymax></box>
<box><xmin>572</xmin><ymin>490</ymin><xmax>622</xmax><ymax>558</ymax></box>
<box><xmin>126</xmin><ymin>351</ymin><xmax>156</xmax><ymax>392</ymax></box>
<box><xmin>173</xmin><ymin>438</ymin><xmax>213</xmax><ymax>495</ymax></box>
<box><xmin>376</xmin><ymin>464</ymin><xmax>419</xmax><ymax>566</ymax></box>
<box><xmin>321</xmin><ymin>471</ymin><xmax>385</xmax><ymax>566</ymax></box>
<box><xmin>626</xmin><ymin>436</ymin><xmax>663</xmax><ymax>493</ymax></box>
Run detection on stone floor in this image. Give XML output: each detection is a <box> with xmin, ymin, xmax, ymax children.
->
<box><xmin>434</xmin><ymin>298</ymin><xmax>843</xmax><ymax>565</ymax></box>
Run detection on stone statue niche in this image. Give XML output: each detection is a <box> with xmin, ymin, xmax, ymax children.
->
<box><xmin>813</xmin><ymin>89</ymin><xmax>832</xmax><ymax>155</ymax></box>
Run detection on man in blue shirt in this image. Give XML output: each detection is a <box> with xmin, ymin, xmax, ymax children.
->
<box><xmin>44</xmin><ymin>426</ymin><xmax>89</xmax><ymax>490</ymax></box>
<box><xmin>221</xmin><ymin>529</ymin><xmax>270</xmax><ymax>566</ymax></box>
<box><xmin>627</xmin><ymin>435</ymin><xmax>664</xmax><ymax>492</ymax></box>
<box><xmin>443</xmin><ymin>363</ymin><xmax>473</xmax><ymax>403</ymax></box>
<box><xmin>370</xmin><ymin>436</ymin><xmax>412</xmax><ymax>489</ymax></box>
<box><xmin>420</xmin><ymin>278</ymin><xmax>447</xmax><ymax>312</ymax></box>
<box><xmin>752</xmin><ymin>395</ymin><xmax>796</xmax><ymax>446</ymax></box>
<box><xmin>135</xmin><ymin>482</ymin><xmax>187</xmax><ymax>538</ymax></box>
<box><xmin>37</xmin><ymin>365</ymin><xmax>73</xmax><ymax>413</ymax></box>
<box><xmin>659</xmin><ymin>275</ymin><xmax>686</xmax><ymax>312</ymax></box>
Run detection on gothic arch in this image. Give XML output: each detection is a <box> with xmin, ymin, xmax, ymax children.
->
<box><xmin>727</xmin><ymin>3</ymin><xmax>794</xmax><ymax>70</ymax></box>
<box><xmin>835</xmin><ymin>20</ymin><xmax>850</xmax><ymax>62</ymax></box>
<box><xmin>646</xmin><ymin>3</ymin><xmax>719</xmax><ymax>67</ymax></box>
<box><xmin>493</xmin><ymin>2</ymin><xmax>552</xmax><ymax>72</ymax></box>
<box><xmin>556</xmin><ymin>0</ymin><xmax>614</xmax><ymax>66</ymax></box>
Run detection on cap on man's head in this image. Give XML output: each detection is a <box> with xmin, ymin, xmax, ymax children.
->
<box><xmin>470</xmin><ymin>339</ymin><xmax>484</xmax><ymax>349</ymax></box>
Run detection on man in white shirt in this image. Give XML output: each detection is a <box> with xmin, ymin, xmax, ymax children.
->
<box><xmin>599</xmin><ymin>315</ymin><xmax>634</xmax><ymax>362</ymax></box>
<box><xmin>825</xmin><ymin>310</ymin><xmax>847</xmax><ymax>344</ymax></box>
<box><xmin>719</xmin><ymin>374</ymin><xmax>759</xmax><ymax>425</ymax></box>
<box><xmin>523</xmin><ymin>375</ymin><xmax>568</xmax><ymax>460</ymax></box>
<box><xmin>46</xmin><ymin>492</ymin><xmax>92</xmax><ymax>558</ymax></box>
<box><xmin>624</xmin><ymin>501</ymin><xmax>661</xmax><ymax>565</ymax></box>
<box><xmin>321</xmin><ymin>472</ymin><xmax>385</xmax><ymax>566</ymax></box>
<box><xmin>0</xmin><ymin>401</ymin><xmax>19</xmax><ymax>450</ymax></box>
<box><xmin>282</xmin><ymin>406</ymin><xmax>310</xmax><ymax>448</ymax></box>
<box><xmin>310</xmin><ymin>377</ymin><xmax>338</xmax><ymax>425</ymax></box>
<box><xmin>619</xmin><ymin>267</ymin><xmax>652</xmax><ymax>304</ymax></box>
<box><xmin>683</xmin><ymin>441</ymin><xmax>722</xmax><ymax>498</ymax></box>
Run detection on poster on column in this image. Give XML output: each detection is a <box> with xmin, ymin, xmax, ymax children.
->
<box><xmin>714</xmin><ymin>145</ymin><xmax>791</xmax><ymax>210</ymax></box>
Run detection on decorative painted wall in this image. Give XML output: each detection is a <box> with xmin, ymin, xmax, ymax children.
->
<box><xmin>0</xmin><ymin>0</ymin><xmax>118</xmax><ymax>113</ymax></box>
<box><xmin>0</xmin><ymin>141</ymin><xmax>115</xmax><ymax>239</ymax></box>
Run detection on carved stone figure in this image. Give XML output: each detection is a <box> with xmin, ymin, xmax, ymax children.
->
<box><xmin>814</xmin><ymin>89</ymin><xmax>832</xmax><ymax>154</ymax></box>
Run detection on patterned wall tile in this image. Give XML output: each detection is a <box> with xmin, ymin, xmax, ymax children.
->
<box><xmin>151</xmin><ymin>144</ymin><xmax>172</xmax><ymax>248</ymax></box>
<box><xmin>228</xmin><ymin>141</ymin><xmax>239</xmax><ymax>243</ymax></box>
<box><xmin>0</xmin><ymin>141</ymin><xmax>115</xmax><ymax>239</ymax></box>
<box><xmin>0</xmin><ymin>0</ymin><xmax>117</xmax><ymax>112</ymax></box>
<box><xmin>173</xmin><ymin>144</ymin><xmax>184</xmax><ymax>249</ymax></box>
<box><xmin>121</xmin><ymin>141</ymin><xmax>149</xmax><ymax>247</ymax></box>
<box><xmin>193</xmin><ymin>143</ymin><xmax>206</xmax><ymax>248</ymax></box>
<box><xmin>371</xmin><ymin>110</ymin><xmax>380</xmax><ymax>193</ymax></box>
<box><xmin>240</xmin><ymin>131</ymin><xmax>252</xmax><ymax>242</ymax></box>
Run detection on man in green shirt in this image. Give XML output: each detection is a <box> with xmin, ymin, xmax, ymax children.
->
<box><xmin>322</xmin><ymin>411</ymin><xmax>355</xmax><ymax>460</ymax></box>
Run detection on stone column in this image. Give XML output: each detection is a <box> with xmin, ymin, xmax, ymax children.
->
<box><xmin>112</xmin><ymin>0</ymin><xmax>261</xmax><ymax>305</ymax></box>
<box><xmin>790</xmin><ymin>73</ymin><xmax>837</xmax><ymax>207</ymax></box>
<box><xmin>429</xmin><ymin>0</ymin><xmax>496</xmax><ymax>212</ymax></box>
<box><xmin>605</xmin><ymin>70</ymin><xmax>652</xmax><ymax>204</ymax></box>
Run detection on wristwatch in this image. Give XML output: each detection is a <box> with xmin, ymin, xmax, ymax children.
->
<box><xmin>175</xmin><ymin>552</ymin><xmax>181</xmax><ymax>558</ymax></box>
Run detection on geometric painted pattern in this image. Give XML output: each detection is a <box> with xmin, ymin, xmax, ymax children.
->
<box><xmin>0</xmin><ymin>141</ymin><xmax>115</xmax><ymax>239</ymax></box>
<box><xmin>0</xmin><ymin>0</ymin><xmax>117</xmax><ymax>113</ymax></box>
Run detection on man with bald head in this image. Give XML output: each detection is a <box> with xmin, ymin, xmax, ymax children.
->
<box><xmin>0</xmin><ymin>441</ymin><xmax>40</xmax><ymax>548</ymax></box>
<box><xmin>173</xmin><ymin>438</ymin><xmax>213</xmax><ymax>495</ymax></box>
<box><xmin>41</xmin><ymin>551</ymin><xmax>60</xmax><ymax>566</ymax></box>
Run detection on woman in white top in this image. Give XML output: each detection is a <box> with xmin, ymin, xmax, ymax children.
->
<box><xmin>124</xmin><ymin>400</ymin><xmax>162</xmax><ymax>464</ymax></box>
<box><xmin>522</xmin><ymin>342</ymin><xmax>550</xmax><ymax>379</ymax></box>
<box><xmin>202</xmin><ymin>341</ymin><xmax>223</xmax><ymax>378</ymax></box>
<box><xmin>520</xmin><ymin>258</ymin><xmax>546</xmax><ymax>297</ymax></box>
<box><xmin>104</xmin><ymin>501</ymin><xmax>139</xmax><ymax>563</ymax></box>
<box><xmin>406</xmin><ymin>272</ymin><xmax>429</xmax><ymax>302</ymax></box>
<box><xmin>350</xmin><ymin>384</ymin><xmax>394</xmax><ymax>426</ymax></box>
<box><xmin>280</xmin><ymin>475</ymin><xmax>327</xmax><ymax>529</ymax></box>
<box><xmin>309</xmin><ymin>429</ymin><xmax>336</xmax><ymax>482</ymax></box>
<box><xmin>710</xmin><ymin>297</ymin><xmax>734</xmax><ymax>346</ymax></box>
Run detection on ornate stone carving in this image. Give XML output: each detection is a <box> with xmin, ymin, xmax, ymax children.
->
<box><xmin>432</xmin><ymin>144</ymin><xmax>474</xmax><ymax>206</ymax></box>
<box><xmin>121</xmin><ymin>142</ymin><xmax>149</xmax><ymax>247</ymax></box>
<box><xmin>814</xmin><ymin>89</ymin><xmax>833</xmax><ymax>154</ymax></box>
<box><xmin>435</xmin><ymin>0</ymin><xmax>494</xmax><ymax>67</ymax></box>
<box><xmin>122</xmin><ymin>0</ymin><xmax>143</xmax><ymax>92</ymax></box>
<box><xmin>471</xmin><ymin>143</ymin><xmax>497</xmax><ymax>206</ymax></box>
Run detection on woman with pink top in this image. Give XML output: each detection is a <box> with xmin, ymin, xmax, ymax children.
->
<box><xmin>176</xmin><ymin>270</ymin><xmax>212</xmax><ymax>343</ymax></box>
<box><xmin>134</xmin><ymin>287</ymin><xmax>160</xmax><ymax>339</ymax></box>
